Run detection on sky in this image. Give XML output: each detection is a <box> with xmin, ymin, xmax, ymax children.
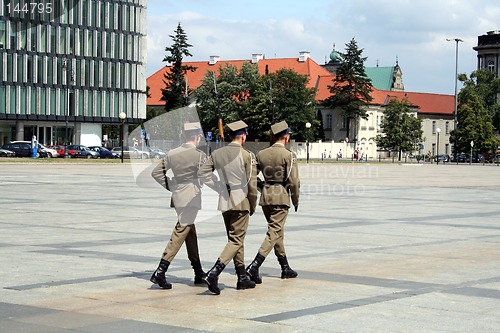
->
<box><xmin>145</xmin><ymin>0</ymin><xmax>500</xmax><ymax>96</ymax></box>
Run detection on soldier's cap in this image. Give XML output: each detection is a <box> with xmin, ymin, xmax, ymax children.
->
<box><xmin>271</xmin><ymin>121</ymin><xmax>292</xmax><ymax>138</ymax></box>
<box><xmin>183</xmin><ymin>122</ymin><xmax>203</xmax><ymax>136</ymax></box>
<box><xmin>227</xmin><ymin>120</ymin><xmax>248</xmax><ymax>135</ymax></box>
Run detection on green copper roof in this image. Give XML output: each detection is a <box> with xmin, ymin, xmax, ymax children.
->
<box><xmin>364</xmin><ymin>66</ymin><xmax>394</xmax><ymax>90</ymax></box>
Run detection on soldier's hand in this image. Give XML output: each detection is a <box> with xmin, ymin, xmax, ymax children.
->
<box><xmin>294</xmin><ymin>205</ymin><xmax>298</xmax><ymax>212</ymax></box>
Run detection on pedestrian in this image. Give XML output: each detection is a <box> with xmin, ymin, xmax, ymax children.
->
<box><xmin>197</xmin><ymin>120</ymin><xmax>258</xmax><ymax>295</ymax></box>
<box><xmin>246</xmin><ymin>121</ymin><xmax>299</xmax><ymax>284</ymax></box>
<box><xmin>149</xmin><ymin>122</ymin><xmax>207</xmax><ymax>289</ymax></box>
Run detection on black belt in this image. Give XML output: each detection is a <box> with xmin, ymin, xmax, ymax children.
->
<box><xmin>265</xmin><ymin>181</ymin><xmax>285</xmax><ymax>186</ymax></box>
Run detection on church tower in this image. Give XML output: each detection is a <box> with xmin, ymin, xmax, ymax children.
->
<box><xmin>473</xmin><ymin>30</ymin><xmax>500</xmax><ymax>77</ymax></box>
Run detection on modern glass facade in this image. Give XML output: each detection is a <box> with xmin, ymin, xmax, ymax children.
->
<box><xmin>0</xmin><ymin>0</ymin><xmax>147</xmax><ymax>146</ymax></box>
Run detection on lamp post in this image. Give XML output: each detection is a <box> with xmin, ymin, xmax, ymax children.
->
<box><xmin>119</xmin><ymin>112</ymin><xmax>126</xmax><ymax>163</ymax></box>
<box><xmin>62</xmin><ymin>57</ymin><xmax>69</xmax><ymax>158</ymax></box>
<box><xmin>305</xmin><ymin>122</ymin><xmax>311</xmax><ymax>163</ymax></box>
<box><xmin>436</xmin><ymin>128</ymin><xmax>441</xmax><ymax>164</ymax></box>
<box><xmin>446</xmin><ymin>37</ymin><xmax>463</xmax><ymax>160</ymax></box>
<box><xmin>470</xmin><ymin>140</ymin><xmax>474</xmax><ymax>165</ymax></box>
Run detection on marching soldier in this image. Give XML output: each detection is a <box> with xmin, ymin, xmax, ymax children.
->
<box><xmin>149</xmin><ymin>122</ymin><xmax>207</xmax><ymax>289</ymax></box>
<box><xmin>246</xmin><ymin>120</ymin><xmax>300</xmax><ymax>284</ymax></box>
<box><xmin>197</xmin><ymin>120</ymin><xmax>258</xmax><ymax>295</ymax></box>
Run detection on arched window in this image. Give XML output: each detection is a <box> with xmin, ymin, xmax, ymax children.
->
<box><xmin>488</xmin><ymin>61</ymin><xmax>495</xmax><ymax>73</ymax></box>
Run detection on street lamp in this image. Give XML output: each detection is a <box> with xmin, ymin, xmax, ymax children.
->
<box><xmin>119</xmin><ymin>112</ymin><xmax>126</xmax><ymax>163</ymax></box>
<box><xmin>446</xmin><ymin>37</ymin><xmax>463</xmax><ymax>160</ymax></box>
<box><xmin>436</xmin><ymin>128</ymin><xmax>441</xmax><ymax>164</ymax></box>
<box><xmin>62</xmin><ymin>57</ymin><xmax>69</xmax><ymax>158</ymax></box>
<box><xmin>305</xmin><ymin>122</ymin><xmax>311</xmax><ymax>163</ymax></box>
<box><xmin>470</xmin><ymin>140</ymin><xmax>474</xmax><ymax>165</ymax></box>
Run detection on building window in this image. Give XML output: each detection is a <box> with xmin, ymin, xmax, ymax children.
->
<box><xmin>432</xmin><ymin>121</ymin><xmax>436</xmax><ymax>134</ymax></box>
<box><xmin>445</xmin><ymin>121</ymin><xmax>449</xmax><ymax>134</ymax></box>
<box><xmin>326</xmin><ymin>114</ymin><xmax>332</xmax><ymax>129</ymax></box>
<box><xmin>488</xmin><ymin>61</ymin><xmax>495</xmax><ymax>73</ymax></box>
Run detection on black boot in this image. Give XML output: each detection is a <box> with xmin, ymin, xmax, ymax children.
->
<box><xmin>150</xmin><ymin>259</ymin><xmax>172</xmax><ymax>289</ymax></box>
<box><xmin>191</xmin><ymin>260</ymin><xmax>205</xmax><ymax>285</ymax></box>
<box><xmin>203</xmin><ymin>259</ymin><xmax>225</xmax><ymax>295</ymax></box>
<box><xmin>246</xmin><ymin>253</ymin><xmax>265</xmax><ymax>284</ymax></box>
<box><xmin>277</xmin><ymin>256</ymin><xmax>298</xmax><ymax>279</ymax></box>
<box><xmin>236</xmin><ymin>266</ymin><xmax>256</xmax><ymax>290</ymax></box>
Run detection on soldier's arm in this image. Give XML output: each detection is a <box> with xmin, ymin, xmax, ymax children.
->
<box><xmin>151</xmin><ymin>159</ymin><xmax>171</xmax><ymax>191</ymax></box>
<box><xmin>287</xmin><ymin>152</ymin><xmax>300</xmax><ymax>209</ymax></box>
<box><xmin>197</xmin><ymin>154</ymin><xmax>219</xmax><ymax>191</ymax></box>
<box><xmin>247</xmin><ymin>152</ymin><xmax>259</xmax><ymax>214</ymax></box>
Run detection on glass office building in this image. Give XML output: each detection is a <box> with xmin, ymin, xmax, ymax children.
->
<box><xmin>0</xmin><ymin>0</ymin><xmax>147</xmax><ymax>146</ymax></box>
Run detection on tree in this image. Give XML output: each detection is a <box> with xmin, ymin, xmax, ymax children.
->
<box><xmin>450</xmin><ymin>70</ymin><xmax>499</xmax><ymax>154</ymax></box>
<box><xmin>375</xmin><ymin>98</ymin><xmax>423</xmax><ymax>160</ymax></box>
<box><xmin>195</xmin><ymin>65</ymin><xmax>317</xmax><ymax>142</ymax></box>
<box><xmin>246</xmin><ymin>68</ymin><xmax>317</xmax><ymax>141</ymax></box>
<box><xmin>162</xmin><ymin>23</ymin><xmax>197</xmax><ymax>111</ymax></box>
<box><xmin>322</xmin><ymin>38</ymin><xmax>373</xmax><ymax>141</ymax></box>
<box><xmin>195</xmin><ymin>63</ymin><xmax>258</xmax><ymax>140</ymax></box>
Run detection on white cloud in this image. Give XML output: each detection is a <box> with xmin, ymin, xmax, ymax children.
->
<box><xmin>145</xmin><ymin>1</ymin><xmax>500</xmax><ymax>95</ymax></box>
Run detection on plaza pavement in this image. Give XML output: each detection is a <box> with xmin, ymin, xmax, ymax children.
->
<box><xmin>1</xmin><ymin>160</ymin><xmax>500</xmax><ymax>332</ymax></box>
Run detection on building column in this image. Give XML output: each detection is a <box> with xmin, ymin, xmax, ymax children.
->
<box><xmin>15</xmin><ymin>121</ymin><xmax>24</xmax><ymax>141</ymax></box>
<box><xmin>74</xmin><ymin>122</ymin><xmax>82</xmax><ymax>145</ymax></box>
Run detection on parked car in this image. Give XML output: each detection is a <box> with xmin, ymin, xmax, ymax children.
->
<box><xmin>462</xmin><ymin>153</ymin><xmax>485</xmax><ymax>163</ymax></box>
<box><xmin>55</xmin><ymin>145</ymin><xmax>80</xmax><ymax>158</ymax></box>
<box><xmin>10</xmin><ymin>141</ymin><xmax>59</xmax><ymax>158</ymax></box>
<box><xmin>147</xmin><ymin>146</ymin><xmax>166</xmax><ymax>159</ymax></box>
<box><xmin>493</xmin><ymin>154</ymin><xmax>500</xmax><ymax>165</ymax></box>
<box><xmin>0</xmin><ymin>148</ymin><xmax>15</xmax><ymax>157</ymax></box>
<box><xmin>88</xmin><ymin>146</ymin><xmax>120</xmax><ymax>159</ymax></box>
<box><xmin>111</xmin><ymin>146</ymin><xmax>150</xmax><ymax>159</ymax></box>
<box><xmin>435</xmin><ymin>154</ymin><xmax>450</xmax><ymax>163</ymax></box>
<box><xmin>1</xmin><ymin>142</ymin><xmax>48</xmax><ymax>158</ymax></box>
<box><xmin>66</xmin><ymin>145</ymin><xmax>100</xmax><ymax>159</ymax></box>
<box><xmin>451</xmin><ymin>153</ymin><xmax>467</xmax><ymax>163</ymax></box>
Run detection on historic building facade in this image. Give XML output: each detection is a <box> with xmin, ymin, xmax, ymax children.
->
<box><xmin>147</xmin><ymin>51</ymin><xmax>455</xmax><ymax>160</ymax></box>
<box><xmin>0</xmin><ymin>0</ymin><xmax>147</xmax><ymax>146</ymax></box>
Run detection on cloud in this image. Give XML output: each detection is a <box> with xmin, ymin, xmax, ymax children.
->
<box><xmin>145</xmin><ymin>1</ymin><xmax>500</xmax><ymax>95</ymax></box>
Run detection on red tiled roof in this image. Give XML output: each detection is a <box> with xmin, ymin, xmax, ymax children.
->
<box><xmin>370</xmin><ymin>89</ymin><xmax>455</xmax><ymax>115</ymax></box>
<box><xmin>315</xmin><ymin>75</ymin><xmax>454</xmax><ymax>115</ymax></box>
<box><xmin>147</xmin><ymin>56</ymin><xmax>332</xmax><ymax>106</ymax></box>
<box><xmin>147</xmin><ymin>56</ymin><xmax>454</xmax><ymax>116</ymax></box>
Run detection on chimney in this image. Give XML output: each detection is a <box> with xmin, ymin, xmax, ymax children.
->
<box><xmin>299</xmin><ymin>51</ymin><xmax>310</xmax><ymax>62</ymax></box>
<box><xmin>209</xmin><ymin>55</ymin><xmax>220</xmax><ymax>65</ymax></box>
<box><xmin>251</xmin><ymin>53</ymin><xmax>264</xmax><ymax>64</ymax></box>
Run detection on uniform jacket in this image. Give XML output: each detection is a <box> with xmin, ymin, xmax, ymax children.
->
<box><xmin>198</xmin><ymin>142</ymin><xmax>258</xmax><ymax>213</ymax></box>
<box><xmin>151</xmin><ymin>143</ymin><xmax>206</xmax><ymax>209</ymax></box>
<box><xmin>257</xmin><ymin>143</ymin><xmax>300</xmax><ymax>207</ymax></box>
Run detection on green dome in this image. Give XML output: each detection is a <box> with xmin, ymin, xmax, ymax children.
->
<box><xmin>330</xmin><ymin>49</ymin><xmax>340</xmax><ymax>61</ymax></box>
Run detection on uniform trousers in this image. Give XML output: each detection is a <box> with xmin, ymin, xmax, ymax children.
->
<box><xmin>258</xmin><ymin>205</ymin><xmax>289</xmax><ymax>258</ymax></box>
<box><xmin>218</xmin><ymin>210</ymin><xmax>250</xmax><ymax>267</ymax></box>
<box><xmin>161</xmin><ymin>207</ymin><xmax>200</xmax><ymax>263</ymax></box>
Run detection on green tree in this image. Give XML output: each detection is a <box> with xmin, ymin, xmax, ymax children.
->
<box><xmin>195</xmin><ymin>63</ymin><xmax>258</xmax><ymax>140</ymax></box>
<box><xmin>376</xmin><ymin>98</ymin><xmax>423</xmax><ymax>160</ymax></box>
<box><xmin>195</xmin><ymin>65</ymin><xmax>317</xmax><ymax>142</ymax></box>
<box><xmin>162</xmin><ymin>23</ymin><xmax>197</xmax><ymax>111</ymax></box>
<box><xmin>450</xmin><ymin>72</ymin><xmax>497</xmax><ymax>154</ymax></box>
<box><xmin>322</xmin><ymin>38</ymin><xmax>373</xmax><ymax>141</ymax></box>
<box><xmin>247</xmin><ymin>68</ymin><xmax>317</xmax><ymax>141</ymax></box>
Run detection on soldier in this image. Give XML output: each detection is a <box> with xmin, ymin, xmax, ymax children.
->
<box><xmin>149</xmin><ymin>122</ymin><xmax>207</xmax><ymax>289</ymax></box>
<box><xmin>197</xmin><ymin>120</ymin><xmax>258</xmax><ymax>295</ymax></box>
<box><xmin>246</xmin><ymin>120</ymin><xmax>300</xmax><ymax>284</ymax></box>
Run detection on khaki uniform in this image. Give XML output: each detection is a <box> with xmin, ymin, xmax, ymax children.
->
<box><xmin>198</xmin><ymin>142</ymin><xmax>258</xmax><ymax>267</ymax></box>
<box><xmin>151</xmin><ymin>143</ymin><xmax>207</xmax><ymax>263</ymax></box>
<box><xmin>256</xmin><ymin>142</ymin><xmax>299</xmax><ymax>258</ymax></box>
